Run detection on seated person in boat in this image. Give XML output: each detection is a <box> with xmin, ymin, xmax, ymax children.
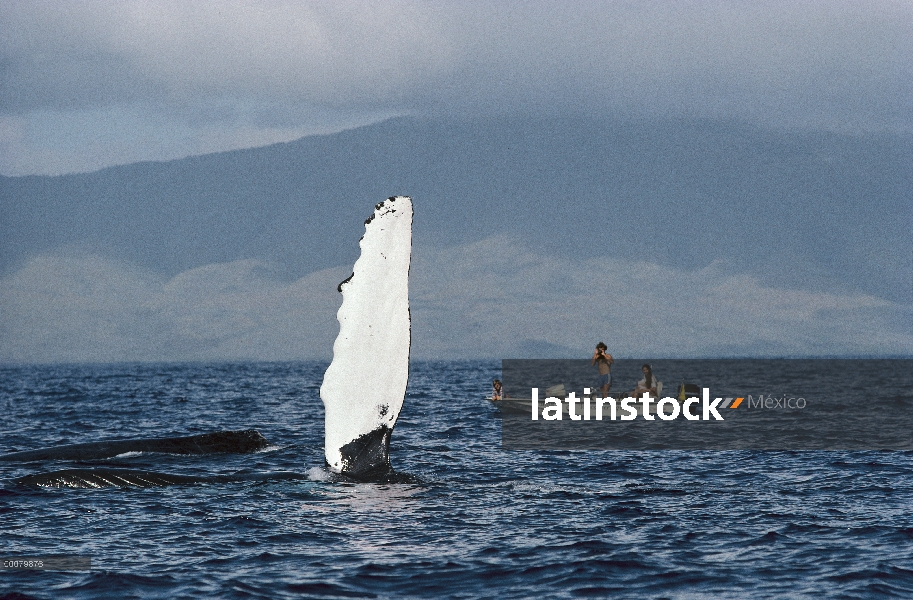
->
<box><xmin>492</xmin><ymin>379</ymin><xmax>503</xmax><ymax>401</ymax></box>
<box><xmin>631</xmin><ymin>364</ymin><xmax>658</xmax><ymax>398</ymax></box>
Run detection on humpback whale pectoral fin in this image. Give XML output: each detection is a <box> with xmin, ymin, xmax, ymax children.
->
<box><xmin>320</xmin><ymin>196</ymin><xmax>412</xmax><ymax>478</ymax></box>
<box><xmin>14</xmin><ymin>469</ymin><xmax>210</xmax><ymax>488</ymax></box>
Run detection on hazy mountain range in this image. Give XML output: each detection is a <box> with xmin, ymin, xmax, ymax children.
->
<box><xmin>2</xmin><ymin>117</ymin><xmax>910</xmax><ymax>361</ymax></box>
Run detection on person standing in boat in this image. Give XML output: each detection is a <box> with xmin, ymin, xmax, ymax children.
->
<box><xmin>592</xmin><ymin>342</ymin><xmax>614</xmax><ymax>397</ymax></box>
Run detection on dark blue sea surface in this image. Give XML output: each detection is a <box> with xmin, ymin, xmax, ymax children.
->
<box><xmin>2</xmin><ymin>361</ymin><xmax>913</xmax><ymax>598</ymax></box>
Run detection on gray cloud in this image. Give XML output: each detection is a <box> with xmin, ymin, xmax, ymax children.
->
<box><xmin>0</xmin><ymin>253</ymin><xmax>346</xmax><ymax>362</ymax></box>
<box><xmin>410</xmin><ymin>236</ymin><xmax>912</xmax><ymax>359</ymax></box>
<box><xmin>1</xmin><ymin>1</ymin><xmax>911</xmax><ymax>174</ymax></box>
<box><xmin>2</xmin><ymin>238</ymin><xmax>909</xmax><ymax>363</ymax></box>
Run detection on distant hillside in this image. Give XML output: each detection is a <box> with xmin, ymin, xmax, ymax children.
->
<box><xmin>2</xmin><ymin>116</ymin><xmax>910</xmax><ymax>302</ymax></box>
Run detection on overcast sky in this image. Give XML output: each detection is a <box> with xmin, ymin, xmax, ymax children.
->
<box><xmin>2</xmin><ymin>1</ymin><xmax>911</xmax><ymax>175</ymax></box>
<box><xmin>1</xmin><ymin>1</ymin><xmax>910</xmax><ymax>362</ymax></box>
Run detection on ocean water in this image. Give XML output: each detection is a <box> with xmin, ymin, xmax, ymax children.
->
<box><xmin>2</xmin><ymin>361</ymin><xmax>913</xmax><ymax>598</ymax></box>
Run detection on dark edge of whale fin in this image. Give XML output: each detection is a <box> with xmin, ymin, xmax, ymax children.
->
<box><xmin>336</xmin><ymin>426</ymin><xmax>392</xmax><ymax>477</ymax></box>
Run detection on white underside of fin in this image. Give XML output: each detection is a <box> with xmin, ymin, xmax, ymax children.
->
<box><xmin>320</xmin><ymin>196</ymin><xmax>412</xmax><ymax>473</ymax></box>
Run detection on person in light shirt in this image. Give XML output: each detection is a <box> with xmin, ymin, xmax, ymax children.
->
<box><xmin>631</xmin><ymin>364</ymin><xmax>658</xmax><ymax>399</ymax></box>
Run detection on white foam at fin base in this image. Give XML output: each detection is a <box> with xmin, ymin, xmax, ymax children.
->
<box><xmin>320</xmin><ymin>196</ymin><xmax>412</xmax><ymax>473</ymax></box>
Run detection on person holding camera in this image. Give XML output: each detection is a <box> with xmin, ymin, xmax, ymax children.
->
<box><xmin>591</xmin><ymin>342</ymin><xmax>614</xmax><ymax>397</ymax></box>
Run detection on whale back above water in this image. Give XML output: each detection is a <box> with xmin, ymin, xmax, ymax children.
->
<box><xmin>320</xmin><ymin>196</ymin><xmax>413</xmax><ymax>477</ymax></box>
<box><xmin>7</xmin><ymin>430</ymin><xmax>272</xmax><ymax>488</ymax></box>
<box><xmin>1</xmin><ymin>430</ymin><xmax>268</xmax><ymax>462</ymax></box>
